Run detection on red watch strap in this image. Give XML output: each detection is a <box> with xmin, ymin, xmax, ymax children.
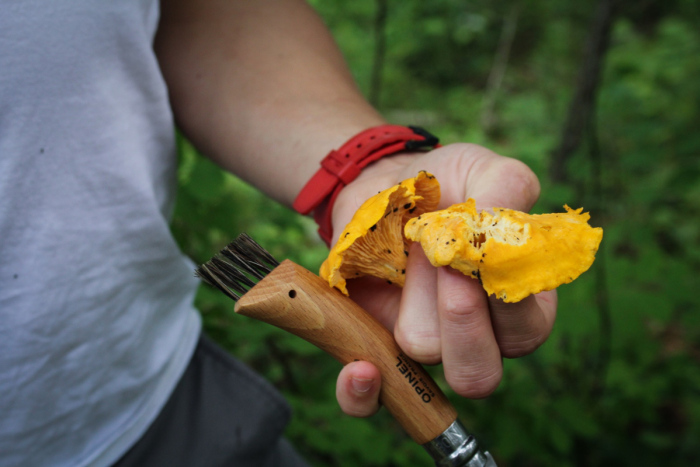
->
<box><xmin>293</xmin><ymin>125</ymin><xmax>440</xmax><ymax>245</ymax></box>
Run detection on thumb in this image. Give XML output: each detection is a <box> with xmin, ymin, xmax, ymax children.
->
<box><xmin>336</xmin><ymin>361</ymin><xmax>382</xmax><ymax>418</ymax></box>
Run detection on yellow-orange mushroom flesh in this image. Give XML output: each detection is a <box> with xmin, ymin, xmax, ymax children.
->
<box><xmin>404</xmin><ymin>198</ymin><xmax>603</xmax><ymax>303</ymax></box>
<box><xmin>320</xmin><ymin>171</ymin><xmax>440</xmax><ymax>295</ymax></box>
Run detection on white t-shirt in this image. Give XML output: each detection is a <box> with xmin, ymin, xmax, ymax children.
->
<box><xmin>0</xmin><ymin>1</ymin><xmax>201</xmax><ymax>466</ymax></box>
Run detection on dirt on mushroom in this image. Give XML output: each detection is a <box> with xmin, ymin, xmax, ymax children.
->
<box><xmin>404</xmin><ymin>198</ymin><xmax>604</xmax><ymax>302</ymax></box>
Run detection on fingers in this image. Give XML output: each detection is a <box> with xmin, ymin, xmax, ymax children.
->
<box><xmin>466</xmin><ymin>153</ymin><xmax>541</xmax><ymax>212</ymax></box>
<box><xmin>346</xmin><ymin>277</ymin><xmax>402</xmax><ymax>331</ymax></box>
<box><xmin>331</xmin><ymin>142</ymin><xmax>557</xmax><ymax>404</ymax></box>
<box><xmin>394</xmin><ymin>242</ymin><xmax>441</xmax><ymax>364</ymax></box>
<box><xmin>401</xmin><ymin>143</ymin><xmax>541</xmax><ymax>211</ymax></box>
<box><xmin>341</xmin><ymin>289</ymin><xmax>555</xmax><ymax>409</ymax></box>
<box><xmin>437</xmin><ymin>267</ymin><xmax>502</xmax><ymax>398</ymax></box>
<box><xmin>488</xmin><ymin>290</ymin><xmax>558</xmax><ymax>358</ymax></box>
<box><xmin>396</xmin><ymin>262</ymin><xmax>557</xmax><ymax>398</ymax></box>
<box><xmin>396</xmin><ymin>243</ymin><xmax>505</xmax><ymax>398</ymax></box>
<box><xmin>336</xmin><ymin>361</ymin><xmax>382</xmax><ymax>418</ymax></box>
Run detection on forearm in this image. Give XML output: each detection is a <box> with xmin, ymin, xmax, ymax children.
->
<box><xmin>155</xmin><ymin>0</ymin><xmax>385</xmax><ymax>205</ymax></box>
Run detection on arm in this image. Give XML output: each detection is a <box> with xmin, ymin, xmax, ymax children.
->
<box><xmin>155</xmin><ymin>0</ymin><xmax>557</xmax><ymax>417</ymax></box>
<box><xmin>154</xmin><ymin>0</ymin><xmax>385</xmax><ymax>205</ymax></box>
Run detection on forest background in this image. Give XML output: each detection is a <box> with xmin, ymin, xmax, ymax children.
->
<box><xmin>170</xmin><ymin>0</ymin><xmax>700</xmax><ymax>465</ymax></box>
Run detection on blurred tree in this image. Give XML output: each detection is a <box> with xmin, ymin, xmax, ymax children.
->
<box><xmin>550</xmin><ymin>0</ymin><xmax>617</xmax><ymax>183</ymax></box>
<box><xmin>481</xmin><ymin>1</ymin><xmax>521</xmax><ymax>137</ymax></box>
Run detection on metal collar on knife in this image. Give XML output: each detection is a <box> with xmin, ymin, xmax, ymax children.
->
<box><xmin>423</xmin><ymin>419</ymin><xmax>497</xmax><ymax>466</ymax></box>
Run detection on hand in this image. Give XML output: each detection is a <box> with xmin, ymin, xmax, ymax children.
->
<box><xmin>333</xmin><ymin>143</ymin><xmax>558</xmax><ymax>417</ymax></box>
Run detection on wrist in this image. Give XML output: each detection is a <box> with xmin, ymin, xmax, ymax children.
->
<box><xmin>292</xmin><ymin>125</ymin><xmax>440</xmax><ymax>246</ymax></box>
<box><xmin>329</xmin><ymin>152</ymin><xmax>416</xmax><ymax>243</ymax></box>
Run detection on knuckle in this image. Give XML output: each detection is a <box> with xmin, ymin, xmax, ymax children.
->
<box><xmin>447</xmin><ymin>366</ymin><xmax>502</xmax><ymax>399</ymax></box>
<box><xmin>499</xmin><ymin>332</ymin><xmax>546</xmax><ymax>358</ymax></box>
<box><xmin>395</xmin><ymin>327</ymin><xmax>442</xmax><ymax>364</ymax></box>
<box><xmin>441</xmin><ymin>293</ymin><xmax>482</xmax><ymax>324</ymax></box>
<box><xmin>501</xmin><ymin>159</ymin><xmax>541</xmax><ymax>208</ymax></box>
<box><xmin>337</xmin><ymin>386</ymin><xmax>380</xmax><ymax>419</ymax></box>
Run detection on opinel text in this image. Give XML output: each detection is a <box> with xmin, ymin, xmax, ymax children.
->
<box><xmin>395</xmin><ymin>354</ymin><xmax>436</xmax><ymax>403</ymax></box>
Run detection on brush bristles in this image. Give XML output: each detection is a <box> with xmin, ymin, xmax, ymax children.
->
<box><xmin>195</xmin><ymin>233</ymin><xmax>280</xmax><ymax>301</ymax></box>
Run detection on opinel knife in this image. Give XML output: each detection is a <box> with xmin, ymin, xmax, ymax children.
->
<box><xmin>196</xmin><ymin>233</ymin><xmax>497</xmax><ymax>467</ymax></box>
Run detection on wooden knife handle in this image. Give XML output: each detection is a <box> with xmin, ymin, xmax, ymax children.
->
<box><xmin>235</xmin><ymin>260</ymin><xmax>457</xmax><ymax>445</ymax></box>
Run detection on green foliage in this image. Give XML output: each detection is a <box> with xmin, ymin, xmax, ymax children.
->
<box><xmin>171</xmin><ymin>1</ymin><xmax>700</xmax><ymax>465</ymax></box>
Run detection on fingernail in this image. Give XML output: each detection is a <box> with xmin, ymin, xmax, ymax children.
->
<box><xmin>351</xmin><ymin>377</ymin><xmax>374</xmax><ymax>394</ymax></box>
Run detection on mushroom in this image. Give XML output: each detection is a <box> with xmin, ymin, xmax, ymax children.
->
<box><xmin>320</xmin><ymin>171</ymin><xmax>440</xmax><ymax>295</ymax></box>
<box><xmin>404</xmin><ymin>198</ymin><xmax>603</xmax><ymax>303</ymax></box>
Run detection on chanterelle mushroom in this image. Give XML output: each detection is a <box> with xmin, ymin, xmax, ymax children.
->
<box><xmin>320</xmin><ymin>171</ymin><xmax>440</xmax><ymax>295</ymax></box>
<box><xmin>404</xmin><ymin>198</ymin><xmax>603</xmax><ymax>303</ymax></box>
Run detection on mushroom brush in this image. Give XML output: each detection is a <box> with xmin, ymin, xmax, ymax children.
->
<box><xmin>196</xmin><ymin>233</ymin><xmax>497</xmax><ymax>467</ymax></box>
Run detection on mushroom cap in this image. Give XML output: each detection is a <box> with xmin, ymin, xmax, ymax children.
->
<box><xmin>320</xmin><ymin>171</ymin><xmax>440</xmax><ymax>295</ymax></box>
<box><xmin>404</xmin><ymin>198</ymin><xmax>603</xmax><ymax>302</ymax></box>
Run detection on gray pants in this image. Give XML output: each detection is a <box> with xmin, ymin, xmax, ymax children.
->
<box><xmin>113</xmin><ymin>334</ymin><xmax>309</xmax><ymax>467</ymax></box>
